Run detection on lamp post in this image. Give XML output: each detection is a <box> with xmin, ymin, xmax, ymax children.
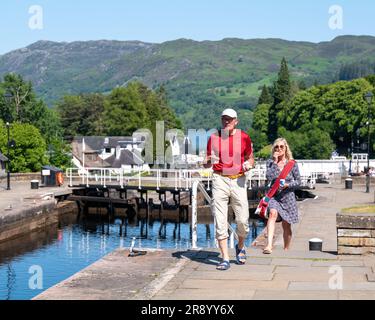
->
<box><xmin>365</xmin><ymin>91</ymin><xmax>373</xmax><ymax>193</ymax></box>
<box><xmin>3</xmin><ymin>92</ymin><xmax>13</xmax><ymax>190</ymax></box>
<box><xmin>6</xmin><ymin>122</ymin><xmax>11</xmax><ymax>190</ymax></box>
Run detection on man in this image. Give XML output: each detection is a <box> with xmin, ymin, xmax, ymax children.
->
<box><xmin>204</xmin><ymin>108</ymin><xmax>254</xmax><ymax>270</ymax></box>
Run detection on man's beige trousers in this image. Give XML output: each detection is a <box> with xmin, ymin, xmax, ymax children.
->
<box><xmin>212</xmin><ymin>173</ymin><xmax>249</xmax><ymax>240</ymax></box>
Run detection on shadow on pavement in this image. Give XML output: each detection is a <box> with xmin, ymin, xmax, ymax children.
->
<box><xmin>172</xmin><ymin>250</ymin><xmax>221</xmax><ymax>266</ymax></box>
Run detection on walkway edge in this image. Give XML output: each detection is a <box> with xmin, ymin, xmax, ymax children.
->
<box><xmin>132</xmin><ymin>255</ymin><xmax>189</xmax><ymax>300</ymax></box>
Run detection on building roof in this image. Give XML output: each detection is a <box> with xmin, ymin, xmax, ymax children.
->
<box><xmin>111</xmin><ymin>149</ymin><xmax>144</xmax><ymax>168</ymax></box>
<box><xmin>73</xmin><ymin>136</ymin><xmax>142</xmax><ymax>154</ymax></box>
<box><xmin>71</xmin><ymin>137</ymin><xmax>145</xmax><ymax>168</ymax></box>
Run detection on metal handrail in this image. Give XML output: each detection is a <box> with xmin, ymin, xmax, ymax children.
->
<box><xmin>191</xmin><ymin>180</ymin><xmax>238</xmax><ymax>250</ymax></box>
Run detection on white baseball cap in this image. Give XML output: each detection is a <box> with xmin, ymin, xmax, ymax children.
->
<box><xmin>221</xmin><ymin>108</ymin><xmax>237</xmax><ymax>118</ymax></box>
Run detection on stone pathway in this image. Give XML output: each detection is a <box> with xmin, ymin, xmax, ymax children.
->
<box><xmin>0</xmin><ymin>181</ymin><xmax>71</xmax><ymax>212</ymax></box>
<box><xmin>35</xmin><ymin>183</ymin><xmax>375</xmax><ymax>300</ymax></box>
<box><xmin>153</xmin><ymin>184</ymin><xmax>375</xmax><ymax>300</ymax></box>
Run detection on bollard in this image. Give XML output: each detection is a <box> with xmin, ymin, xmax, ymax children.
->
<box><xmin>345</xmin><ymin>178</ymin><xmax>352</xmax><ymax>190</ymax></box>
<box><xmin>31</xmin><ymin>180</ymin><xmax>39</xmax><ymax>189</ymax></box>
<box><xmin>309</xmin><ymin>238</ymin><xmax>323</xmax><ymax>251</ymax></box>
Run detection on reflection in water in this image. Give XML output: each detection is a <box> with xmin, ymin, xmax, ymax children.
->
<box><xmin>6</xmin><ymin>264</ymin><xmax>16</xmax><ymax>301</ymax></box>
<box><xmin>0</xmin><ymin>205</ymin><xmax>264</xmax><ymax>300</ymax></box>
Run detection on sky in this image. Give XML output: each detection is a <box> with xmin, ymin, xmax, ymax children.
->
<box><xmin>0</xmin><ymin>0</ymin><xmax>374</xmax><ymax>54</ymax></box>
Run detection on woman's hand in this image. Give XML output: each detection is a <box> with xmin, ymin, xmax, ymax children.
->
<box><xmin>282</xmin><ymin>183</ymin><xmax>289</xmax><ymax>190</ymax></box>
<box><xmin>278</xmin><ymin>183</ymin><xmax>289</xmax><ymax>191</ymax></box>
<box><xmin>273</xmin><ymin>151</ymin><xmax>280</xmax><ymax>161</ymax></box>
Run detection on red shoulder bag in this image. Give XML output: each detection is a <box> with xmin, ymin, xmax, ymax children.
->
<box><xmin>255</xmin><ymin>160</ymin><xmax>296</xmax><ymax>220</ymax></box>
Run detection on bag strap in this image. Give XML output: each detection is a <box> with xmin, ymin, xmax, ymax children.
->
<box><xmin>266</xmin><ymin>160</ymin><xmax>296</xmax><ymax>199</ymax></box>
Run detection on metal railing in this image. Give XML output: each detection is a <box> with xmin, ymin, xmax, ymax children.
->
<box><xmin>66</xmin><ymin>167</ymin><xmax>269</xmax><ymax>190</ymax></box>
<box><xmin>66</xmin><ymin>167</ymin><xmax>214</xmax><ymax>189</ymax></box>
<box><xmin>191</xmin><ymin>180</ymin><xmax>238</xmax><ymax>250</ymax></box>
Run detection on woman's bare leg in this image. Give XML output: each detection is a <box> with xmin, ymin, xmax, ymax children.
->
<box><xmin>282</xmin><ymin>221</ymin><xmax>292</xmax><ymax>250</ymax></box>
<box><xmin>264</xmin><ymin>209</ymin><xmax>278</xmax><ymax>251</ymax></box>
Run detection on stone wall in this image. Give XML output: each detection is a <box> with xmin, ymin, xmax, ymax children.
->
<box><xmin>0</xmin><ymin>172</ymin><xmax>41</xmax><ymax>183</ymax></box>
<box><xmin>0</xmin><ymin>200</ymin><xmax>77</xmax><ymax>244</ymax></box>
<box><xmin>337</xmin><ymin>212</ymin><xmax>375</xmax><ymax>254</ymax></box>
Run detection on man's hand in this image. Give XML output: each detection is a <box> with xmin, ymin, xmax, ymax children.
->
<box><xmin>242</xmin><ymin>161</ymin><xmax>252</xmax><ymax>172</ymax></box>
<box><xmin>243</xmin><ymin>154</ymin><xmax>255</xmax><ymax>172</ymax></box>
<box><xmin>242</xmin><ymin>154</ymin><xmax>255</xmax><ymax>172</ymax></box>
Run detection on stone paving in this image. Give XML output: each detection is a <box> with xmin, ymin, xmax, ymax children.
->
<box><xmin>151</xmin><ymin>184</ymin><xmax>375</xmax><ymax>300</ymax></box>
<box><xmin>0</xmin><ymin>181</ymin><xmax>71</xmax><ymax>212</ymax></box>
<box><xmin>34</xmin><ymin>182</ymin><xmax>375</xmax><ymax>300</ymax></box>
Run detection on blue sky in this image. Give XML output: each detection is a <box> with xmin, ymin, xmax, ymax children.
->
<box><xmin>0</xmin><ymin>0</ymin><xmax>374</xmax><ymax>54</ymax></box>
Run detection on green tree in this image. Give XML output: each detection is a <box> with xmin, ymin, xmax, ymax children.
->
<box><xmin>273</xmin><ymin>57</ymin><xmax>292</xmax><ymax>106</ymax></box>
<box><xmin>0</xmin><ymin>121</ymin><xmax>47</xmax><ymax>172</ymax></box>
<box><xmin>298</xmin><ymin>80</ymin><xmax>307</xmax><ymax>90</ymax></box>
<box><xmin>0</xmin><ymin>73</ymin><xmax>62</xmax><ymax>140</ymax></box>
<box><xmin>102</xmin><ymin>83</ymin><xmax>150</xmax><ymax>136</ymax></box>
<box><xmin>255</xmin><ymin>144</ymin><xmax>272</xmax><ymax>159</ymax></box>
<box><xmin>56</xmin><ymin>93</ymin><xmax>105</xmax><ymax>137</ymax></box>
<box><xmin>279</xmin><ymin>78</ymin><xmax>374</xmax><ymax>154</ymax></box>
<box><xmin>251</xmin><ymin>103</ymin><xmax>270</xmax><ymax>151</ymax></box>
<box><xmin>279</xmin><ymin>126</ymin><xmax>335</xmax><ymax>159</ymax></box>
<box><xmin>56</xmin><ymin>95</ymin><xmax>85</xmax><ymax>138</ymax></box>
<box><xmin>47</xmin><ymin>137</ymin><xmax>72</xmax><ymax>170</ymax></box>
<box><xmin>268</xmin><ymin>57</ymin><xmax>292</xmax><ymax>141</ymax></box>
<box><xmin>257</xmin><ymin>85</ymin><xmax>273</xmax><ymax>105</ymax></box>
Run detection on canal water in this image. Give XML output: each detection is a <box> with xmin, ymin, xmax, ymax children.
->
<box><xmin>0</xmin><ymin>207</ymin><xmax>265</xmax><ymax>300</ymax></box>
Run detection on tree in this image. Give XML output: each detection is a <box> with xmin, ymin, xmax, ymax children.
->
<box><xmin>0</xmin><ymin>74</ymin><xmax>33</xmax><ymax>123</ymax></box>
<box><xmin>47</xmin><ymin>137</ymin><xmax>72</xmax><ymax>170</ymax></box>
<box><xmin>279</xmin><ymin>126</ymin><xmax>335</xmax><ymax>159</ymax></box>
<box><xmin>268</xmin><ymin>57</ymin><xmax>292</xmax><ymax>142</ymax></box>
<box><xmin>273</xmin><ymin>57</ymin><xmax>292</xmax><ymax>106</ymax></box>
<box><xmin>250</xmin><ymin>103</ymin><xmax>269</xmax><ymax>150</ymax></box>
<box><xmin>56</xmin><ymin>95</ymin><xmax>85</xmax><ymax>138</ymax></box>
<box><xmin>102</xmin><ymin>83</ymin><xmax>150</xmax><ymax>136</ymax></box>
<box><xmin>257</xmin><ymin>85</ymin><xmax>273</xmax><ymax>105</ymax></box>
<box><xmin>56</xmin><ymin>93</ymin><xmax>105</xmax><ymax>137</ymax></box>
<box><xmin>278</xmin><ymin>77</ymin><xmax>374</xmax><ymax>156</ymax></box>
<box><xmin>0</xmin><ymin>73</ymin><xmax>63</xmax><ymax>142</ymax></box>
<box><xmin>0</xmin><ymin>121</ymin><xmax>47</xmax><ymax>172</ymax></box>
<box><xmin>298</xmin><ymin>80</ymin><xmax>307</xmax><ymax>90</ymax></box>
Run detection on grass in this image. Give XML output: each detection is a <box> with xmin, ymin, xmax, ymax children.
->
<box><xmin>342</xmin><ymin>205</ymin><xmax>375</xmax><ymax>213</ymax></box>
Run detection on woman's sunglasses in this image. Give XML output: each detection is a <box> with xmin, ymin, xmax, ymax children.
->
<box><xmin>274</xmin><ymin>145</ymin><xmax>285</xmax><ymax>150</ymax></box>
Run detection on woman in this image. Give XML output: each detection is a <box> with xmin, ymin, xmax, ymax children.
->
<box><xmin>263</xmin><ymin>138</ymin><xmax>301</xmax><ymax>254</ymax></box>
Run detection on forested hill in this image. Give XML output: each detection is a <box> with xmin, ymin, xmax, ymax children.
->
<box><xmin>1</xmin><ymin>35</ymin><xmax>375</xmax><ymax>129</ymax></box>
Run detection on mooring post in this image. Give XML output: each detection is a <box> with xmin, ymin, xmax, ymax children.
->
<box><xmin>191</xmin><ymin>180</ymin><xmax>199</xmax><ymax>249</ymax></box>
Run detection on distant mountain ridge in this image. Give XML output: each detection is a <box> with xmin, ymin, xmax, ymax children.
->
<box><xmin>1</xmin><ymin>35</ymin><xmax>375</xmax><ymax>128</ymax></box>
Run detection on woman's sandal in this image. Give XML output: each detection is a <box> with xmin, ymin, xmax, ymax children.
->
<box><xmin>216</xmin><ymin>260</ymin><xmax>230</xmax><ymax>271</ymax></box>
<box><xmin>235</xmin><ymin>244</ymin><xmax>246</xmax><ymax>264</ymax></box>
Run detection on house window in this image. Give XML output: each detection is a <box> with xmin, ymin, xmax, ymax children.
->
<box><xmin>105</xmin><ymin>148</ymin><xmax>111</xmax><ymax>153</ymax></box>
<box><xmin>87</xmin><ymin>154</ymin><xmax>97</xmax><ymax>161</ymax></box>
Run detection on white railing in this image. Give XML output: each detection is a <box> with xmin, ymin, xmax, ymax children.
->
<box><xmin>245</xmin><ymin>167</ymin><xmax>266</xmax><ymax>189</ymax></box>
<box><xmin>66</xmin><ymin>167</ymin><xmax>269</xmax><ymax>189</ymax></box>
<box><xmin>66</xmin><ymin>167</ymin><xmax>216</xmax><ymax>189</ymax></box>
<box><xmin>66</xmin><ymin>162</ymin><xmax>333</xmax><ymax>190</ymax></box>
<box><xmin>191</xmin><ymin>180</ymin><xmax>237</xmax><ymax>250</ymax></box>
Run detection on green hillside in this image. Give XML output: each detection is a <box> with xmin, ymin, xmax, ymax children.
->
<box><xmin>1</xmin><ymin>36</ymin><xmax>375</xmax><ymax>130</ymax></box>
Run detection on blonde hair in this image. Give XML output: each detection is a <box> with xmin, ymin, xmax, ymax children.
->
<box><xmin>272</xmin><ymin>138</ymin><xmax>293</xmax><ymax>160</ymax></box>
